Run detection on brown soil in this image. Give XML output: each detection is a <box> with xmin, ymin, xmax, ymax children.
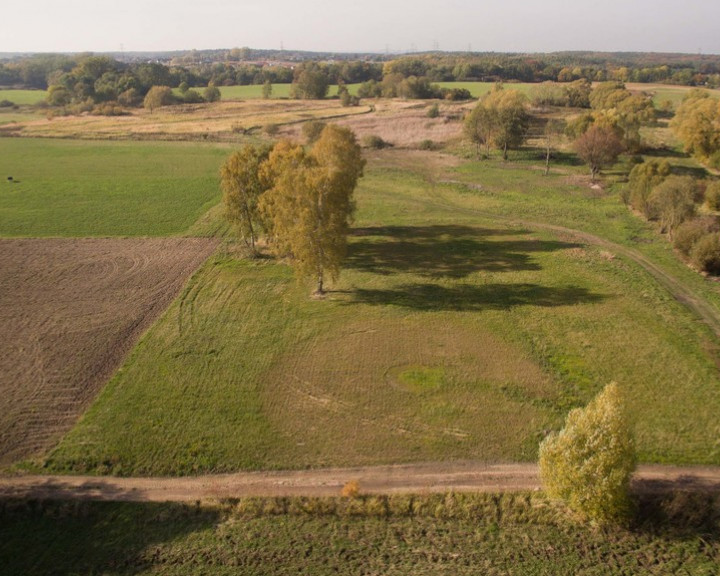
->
<box><xmin>0</xmin><ymin>238</ymin><xmax>218</xmax><ymax>466</ymax></box>
<box><xmin>0</xmin><ymin>464</ymin><xmax>718</xmax><ymax>502</ymax></box>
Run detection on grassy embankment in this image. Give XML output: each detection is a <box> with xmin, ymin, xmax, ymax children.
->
<box><xmin>10</xmin><ymin>140</ymin><xmax>715</xmax><ymax>476</ymax></box>
<box><xmin>1</xmin><ymin>492</ymin><xmax>718</xmax><ymax>575</ymax></box>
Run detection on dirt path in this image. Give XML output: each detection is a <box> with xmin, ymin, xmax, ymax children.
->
<box><xmin>1</xmin><ymin>463</ymin><xmax>719</xmax><ymax>502</ymax></box>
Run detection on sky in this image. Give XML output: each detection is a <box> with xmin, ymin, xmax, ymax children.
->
<box><xmin>2</xmin><ymin>0</ymin><xmax>720</xmax><ymax>55</ymax></box>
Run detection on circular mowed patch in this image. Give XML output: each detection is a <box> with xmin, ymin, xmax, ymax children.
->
<box><xmin>262</xmin><ymin>314</ymin><xmax>561</xmax><ymax>465</ymax></box>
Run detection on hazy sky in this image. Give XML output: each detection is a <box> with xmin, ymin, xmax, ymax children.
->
<box><xmin>3</xmin><ymin>0</ymin><xmax>719</xmax><ymax>54</ymax></box>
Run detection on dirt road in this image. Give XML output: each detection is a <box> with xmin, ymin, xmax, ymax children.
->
<box><xmin>1</xmin><ymin>463</ymin><xmax>719</xmax><ymax>502</ymax></box>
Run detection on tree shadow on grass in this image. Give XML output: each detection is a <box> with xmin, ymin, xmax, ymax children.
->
<box><xmin>633</xmin><ymin>490</ymin><xmax>720</xmax><ymax>542</ymax></box>
<box><xmin>349</xmin><ymin>282</ymin><xmax>606</xmax><ymax>312</ymax></box>
<box><xmin>0</xmin><ymin>499</ymin><xmax>222</xmax><ymax>575</ymax></box>
<box><xmin>347</xmin><ymin>225</ymin><xmax>582</xmax><ymax>279</ymax></box>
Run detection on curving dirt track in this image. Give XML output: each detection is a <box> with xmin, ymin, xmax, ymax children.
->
<box><xmin>0</xmin><ymin>238</ymin><xmax>218</xmax><ymax>466</ymax></box>
<box><xmin>0</xmin><ymin>463</ymin><xmax>719</xmax><ymax>502</ymax></box>
<box><xmin>425</xmin><ymin>178</ymin><xmax>720</xmax><ymax>341</ymax></box>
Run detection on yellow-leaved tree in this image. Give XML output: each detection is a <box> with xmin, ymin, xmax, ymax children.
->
<box><xmin>671</xmin><ymin>89</ymin><xmax>720</xmax><ymax>164</ymax></box>
<box><xmin>539</xmin><ymin>382</ymin><xmax>636</xmax><ymax>525</ymax></box>
<box><xmin>259</xmin><ymin>125</ymin><xmax>365</xmax><ymax>295</ymax></box>
<box><xmin>220</xmin><ymin>143</ymin><xmax>270</xmax><ymax>253</ymax></box>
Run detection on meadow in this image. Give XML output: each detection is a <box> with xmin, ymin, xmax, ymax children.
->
<box><xmin>28</xmin><ymin>147</ymin><xmax>720</xmax><ymax>476</ymax></box>
<box><xmin>0</xmin><ymin>138</ymin><xmax>229</xmax><ymax>236</ymax></box>
<box><xmin>1</xmin><ymin>492</ymin><xmax>718</xmax><ymax>575</ymax></box>
<box><xmin>2</xmin><ymin>82</ymin><xmax>720</xmax><ymax>572</ymax></box>
<box><xmin>0</xmin><ymin>89</ymin><xmax>47</xmax><ymax>105</ymax></box>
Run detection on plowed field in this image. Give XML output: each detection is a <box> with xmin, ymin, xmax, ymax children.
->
<box><xmin>0</xmin><ymin>238</ymin><xmax>217</xmax><ymax>466</ymax></box>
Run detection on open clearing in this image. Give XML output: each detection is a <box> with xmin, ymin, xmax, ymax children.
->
<box><xmin>31</xmin><ymin>151</ymin><xmax>720</xmax><ymax>476</ymax></box>
<box><xmin>0</xmin><ymin>237</ymin><xmax>218</xmax><ymax>466</ymax></box>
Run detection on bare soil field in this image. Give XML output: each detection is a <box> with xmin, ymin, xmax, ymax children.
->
<box><xmin>0</xmin><ymin>238</ymin><xmax>218</xmax><ymax>466</ymax></box>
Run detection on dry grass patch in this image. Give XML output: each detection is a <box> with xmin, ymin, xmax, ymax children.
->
<box><xmin>3</xmin><ymin>100</ymin><xmax>371</xmax><ymax>141</ymax></box>
<box><xmin>283</xmin><ymin>100</ymin><xmax>470</xmax><ymax>148</ymax></box>
<box><xmin>263</xmin><ymin>315</ymin><xmax>557</xmax><ymax>465</ymax></box>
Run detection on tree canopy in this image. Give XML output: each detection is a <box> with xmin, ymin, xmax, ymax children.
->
<box><xmin>573</xmin><ymin>125</ymin><xmax>624</xmax><ymax>181</ymax></box>
<box><xmin>671</xmin><ymin>90</ymin><xmax>720</xmax><ymax>167</ymax></box>
<box><xmin>539</xmin><ymin>382</ymin><xmax>636</xmax><ymax>525</ymax></box>
<box><xmin>464</xmin><ymin>86</ymin><xmax>530</xmax><ymax>159</ymax></box>
<box><xmin>258</xmin><ymin>125</ymin><xmax>365</xmax><ymax>294</ymax></box>
<box><xmin>221</xmin><ymin>144</ymin><xmax>271</xmax><ymax>252</ymax></box>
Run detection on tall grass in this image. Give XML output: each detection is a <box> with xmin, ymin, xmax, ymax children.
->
<box><xmin>1</xmin><ymin>492</ymin><xmax>718</xmax><ymax>575</ymax></box>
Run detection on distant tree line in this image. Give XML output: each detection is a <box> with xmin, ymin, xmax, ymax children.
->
<box><xmin>3</xmin><ymin>51</ymin><xmax>720</xmax><ymax>96</ymax></box>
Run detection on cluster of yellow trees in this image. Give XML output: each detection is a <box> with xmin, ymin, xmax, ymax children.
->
<box><xmin>221</xmin><ymin>124</ymin><xmax>365</xmax><ymax>295</ymax></box>
<box><xmin>671</xmin><ymin>89</ymin><xmax>720</xmax><ymax>168</ymax></box>
<box><xmin>463</xmin><ymin>85</ymin><xmax>530</xmax><ymax>160</ymax></box>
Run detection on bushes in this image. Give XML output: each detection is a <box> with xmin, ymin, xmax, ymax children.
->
<box><xmin>626</xmin><ymin>159</ymin><xmax>671</xmax><ymax>215</ymax></box>
<box><xmin>362</xmin><ymin>134</ymin><xmax>390</xmax><ymax>149</ymax></box>
<box><xmin>690</xmin><ymin>233</ymin><xmax>720</xmax><ymax>275</ymax></box>
<box><xmin>302</xmin><ymin>120</ymin><xmax>326</xmax><ymax>144</ymax></box>
<box><xmin>646</xmin><ymin>175</ymin><xmax>696</xmax><ymax>234</ymax></box>
<box><xmin>705</xmin><ymin>181</ymin><xmax>720</xmax><ymax>211</ymax></box>
<box><xmin>673</xmin><ymin>217</ymin><xmax>718</xmax><ymax>256</ymax></box>
<box><xmin>539</xmin><ymin>383</ymin><xmax>636</xmax><ymax>525</ymax></box>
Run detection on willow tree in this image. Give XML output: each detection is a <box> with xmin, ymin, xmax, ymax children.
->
<box><xmin>464</xmin><ymin>86</ymin><xmax>529</xmax><ymax>160</ymax></box>
<box><xmin>259</xmin><ymin>125</ymin><xmax>365</xmax><ymax>295</ymax></box>
<box><xmin>221</xmin><ymin>144</ymin><xmax>270</xmax><ymax>252</ymax></box>
<box><xmin>671</xmin><ymin>90</ymin><xmax>720</xmax><ymax>163</ymax></box>
<box><xmin>539</xmin><ymin>382</ymin><xmax>636</xmax><ymax>525</ymax></box>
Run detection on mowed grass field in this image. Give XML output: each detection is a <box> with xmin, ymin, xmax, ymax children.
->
<box><xmin>0</xmin><ymin>89</ymin><xmax>47</xmax><ymax>105</ymax></box>
<box><xmin>0</xmin><ymin>138</ymin><xmax>230</xmax><ymax>236</ymax></box>
<box><xmin>31</xmin><ymin>147</ymin><xmax>720</xmax><ymax>476</ymax></box>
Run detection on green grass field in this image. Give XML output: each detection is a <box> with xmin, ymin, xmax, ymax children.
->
<box><xmin>0</xmin><ymin>138</ymin><xmax>231</xmax><ymax>236</ymax></box>
<box><xmin>0</xmin><ymin>89</ymin><xmax>47</xmax><ymax>105</ymax></box>
<box><xmin>1</xmin><ymin>492</ymin><xmax>718</xmax><ymax>575</ymax></box>
<box><xmin>33</xmin><ymin>150</ymin><xmax>720</xmax><ymax>476</ymax></box>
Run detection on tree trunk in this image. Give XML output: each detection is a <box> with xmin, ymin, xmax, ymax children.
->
<box><xmin>503</xmin><ymin>142</ymin><xmax>508</xmax><ymax>161</ymax></box>
<box><xmin>545</xmin><ymin>139</ymin><xmax>551</xmax><ymax>176</ymax></box>
<box><xmin>244</xmin><ymin>204</ymin><xmax>256</xmax><ymax>253</ymax></box>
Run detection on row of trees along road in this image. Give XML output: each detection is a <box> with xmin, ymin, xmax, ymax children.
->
<box><xmin>221</xmin><ymin>125</ymin><xmax>365</xmax><ymax>295</ymax></box>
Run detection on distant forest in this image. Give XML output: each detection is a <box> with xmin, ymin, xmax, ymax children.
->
<box><xmin>1</xmin><ymin>49</ymin><xmax>719</xmax><ymax>96</ymax></box>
